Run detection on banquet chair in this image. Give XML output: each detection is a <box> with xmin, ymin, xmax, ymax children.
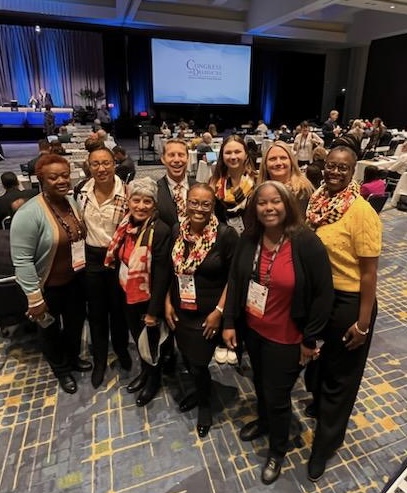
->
<box><xmin>367</xmin><ymin>193</ymin><xmax>389</xmax><ymax>214</ymax></box>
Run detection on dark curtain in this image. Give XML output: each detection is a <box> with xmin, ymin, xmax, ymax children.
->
<box><xmin>0</xmin><ymin>25</ymin><xmax>104</xmax><ymax>107</ymax></box>
<box><xmin>362</xmin><ymin>33</ymin><xmax>407</xmax><ymax>128</ymax></box>
<box><xmin>102</xmin><ymin>33</ymin><xmax>128</xmax><ymax>119</ymax></box>
<box><xmin>251</xmin><ymin>48</ymin><xmax>279</xmax><ymax>126</ymax></box>
<box><xmin>128</xmin><ymin>35</ymin><xmax>152</xmax><ymax>116</ymax></box>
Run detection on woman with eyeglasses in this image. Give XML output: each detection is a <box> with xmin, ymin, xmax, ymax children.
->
<box><xmin>10</xmin><ymin>154</ymin><xmax>90</xmax><ymax>394</ymax></box>
<box><xmin>77</xmin><ymin>147</ymin><xmax>130</xmax><ymax>389</ymax></box>
<box><xmin>223</xmin><ymin>181</ymin><xmax>333</xmax><ymax>485</ymax></box>
<box><xmin>165</xmin><ymin>183</ymin><xmax>238</xmax><ymax>437</ymax></box>
<box><xmin>305</xmin><ymin>146</ymin><xmax>382</xmax><ymax>481</ymax></box>
<box><xmin>258</xmin><ymin>141</ymin><xmax>314</xmax><ymax>217</ymax></box>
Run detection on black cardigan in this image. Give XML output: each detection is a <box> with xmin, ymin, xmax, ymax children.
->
<box><xmin>223</xmin><ymin>226</ymin><xmax>334</xmax><ymax>348</ymax></box>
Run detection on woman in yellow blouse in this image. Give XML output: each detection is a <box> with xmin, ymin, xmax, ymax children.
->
<box><xmin>305</xmin><ymin>145</ymin><xmax>382</xmax><ymax>482</ymax></box>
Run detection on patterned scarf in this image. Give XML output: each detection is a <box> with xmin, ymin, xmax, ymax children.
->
<box><xmin>306</xmin><ymin>180</ymin><xmax>360</xmax><ymax>230</ymax></box>
<box><xmin>214</xmin><ymin>173</ymin><xmax>254</xmax><ymax>212</ymax></box>
<box><xmin>104</xmin><ymin>214</ymin><xmax>155</xmax><ymax>304</ymax></box>
<box><xmin>172</xmin><ymin>214</ymin><xmax>219</xmax><ymax>275</ymax></box>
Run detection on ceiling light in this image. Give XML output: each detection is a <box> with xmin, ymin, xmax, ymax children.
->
<box><xmin>390</xmin><ymin>4</ymin><xmax>395</xmax><ymax>8</ymax></box>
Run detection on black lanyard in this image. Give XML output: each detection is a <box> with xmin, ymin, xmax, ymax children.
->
<box><xmin>251</xmin><ymin>234</ymin><xmax>285</xmax><ymax>288</ymax></box>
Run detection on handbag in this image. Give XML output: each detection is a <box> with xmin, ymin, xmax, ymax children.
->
<box><xmin>137</xmin><ymin>319</ymin><xmax>169</xmax><ymax>366</ymax></box>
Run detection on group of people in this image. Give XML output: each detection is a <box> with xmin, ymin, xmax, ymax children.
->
<box><xmin>8</xmin><ymin>133</ymin><xmax>381</xmax><ymax>486</ymax></box>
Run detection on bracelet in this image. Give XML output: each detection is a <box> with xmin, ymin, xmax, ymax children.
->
<box><xmin>215</xmin><ymin>305</ymin><xmax>224</xmax><ymax>314</ymax></box>
<box><xmin>354</xmin><ymin>321</ymin><xmax>369</xmax><ymax>336</ymax></box>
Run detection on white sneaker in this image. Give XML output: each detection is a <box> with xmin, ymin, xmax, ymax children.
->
<box><xmin>227</xmin><ymin>350</ymin><xmax>238</xmax><ymax>365</ymax></box>
<box><xmin>214</xmin><ymin>346</ymin><xmax>228</xmax><ymax>364</ymax></box>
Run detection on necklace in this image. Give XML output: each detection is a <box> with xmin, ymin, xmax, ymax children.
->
<box><xmin>44</xmin><ymin>194</ymin><xmax>84</xmax><ymax>242</ymax></box>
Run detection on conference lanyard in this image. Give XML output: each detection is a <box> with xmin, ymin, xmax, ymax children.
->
<box><xmin>251</xmin><ymin>234</ymin><xmax>285</xmax><ymax>288</ymax></box>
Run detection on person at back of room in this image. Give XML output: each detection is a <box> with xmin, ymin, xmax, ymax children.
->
<box><xmin>76</xmin><ymin>147</ymin><xmax>131</xmax><ymax>389</ymax></box>
<box><xmin>360</xmin><ymin>165</ymin><xmax>386</xmax><ymax>199</ymax></box>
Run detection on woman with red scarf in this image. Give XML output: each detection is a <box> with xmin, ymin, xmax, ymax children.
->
<box><xmin>105</xmin><ymin>177</ymin><xmax>171</xmax><ymax>407</ymax></box>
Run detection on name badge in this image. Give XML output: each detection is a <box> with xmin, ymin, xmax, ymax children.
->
<box><xmin>177</xmin><ymin>274</ymin><xmax>197</xmax><ymax>310</ymax></box>
<box><xmin>71</xmin><ymin>239</ymin><xmax>86</xmax><ymax>271</ymax></box>
<box><xmin>246</xmin><ymin>279</ymin><xmax>268</xmax><ymax>318</ymax></box>
<box><xmin>227</xmin><ymin>216</ymin><xmax>245</xmax><ymax>236</ymax></box>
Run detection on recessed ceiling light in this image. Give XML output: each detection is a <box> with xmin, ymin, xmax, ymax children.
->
<box><xmin>390</xmin><ymin>4</ymin><xmax>395</xmax><ymax>8</ymax></box>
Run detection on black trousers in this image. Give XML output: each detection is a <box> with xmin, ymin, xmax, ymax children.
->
<box><xmin>41</xmin><ymin>273</ymin><xmax>86</xmax><ymax>377</ymax></box>
<box><xmin>85</xmin><ymin>248</ymin><xmax>128</xmax><ymax>370</ymax></box>
<box><xmin>310</xmin><ymin>291</ymin><xmax>377</xmax><ymax>459</ymax></box>
<box><xmin>245</xmin><ymin>327</ymin><xmax>303</xmax><ymax>464</ymax></box>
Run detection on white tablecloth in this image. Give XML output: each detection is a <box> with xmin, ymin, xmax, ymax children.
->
<box><xmin>354</xmin><ymin>158</ymin><xmax>398</xmax><ymax>182</ymax></box>
<box><xmin>391</xmin><ymin>172</ymin><xmax>407</xmax><ymax>207</ymax></box>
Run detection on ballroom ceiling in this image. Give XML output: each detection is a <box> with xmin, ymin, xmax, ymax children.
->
<box><xmin>1</xmin><ymin>0</ymin><xmax>407</xmax><ymax>45</ymax></box>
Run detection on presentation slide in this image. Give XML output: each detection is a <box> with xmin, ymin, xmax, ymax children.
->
<box><xmin>151</xmin><ymin>38</ymin><xmax>251</xmax><ymax>105</ymax></box>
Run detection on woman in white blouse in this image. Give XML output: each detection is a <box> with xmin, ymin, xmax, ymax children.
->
<box><xmin>293</xmin><ymin>121</ymin><xmax>324</xmax><ymax>167</ymax></box>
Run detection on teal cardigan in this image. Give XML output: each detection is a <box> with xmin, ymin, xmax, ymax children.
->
<box><xmin>10</xmin><ymin>194</ymin><xmax>82</xmax><ymax>307</ymax></box>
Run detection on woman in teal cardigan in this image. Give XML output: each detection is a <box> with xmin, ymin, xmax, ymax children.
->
<box><xmin>10</xmin><ymin>154</ymin><xmax>91</xmax><ymax>394</ymax></box>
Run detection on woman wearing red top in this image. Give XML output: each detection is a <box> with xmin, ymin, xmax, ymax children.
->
<box><xmin>223</xmin><ymin>181</ymin><xmax>333</xmax><ymax>485</ymax></box>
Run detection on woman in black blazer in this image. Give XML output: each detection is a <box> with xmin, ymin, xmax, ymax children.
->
<box><xmin>166</xmin><ymin>183</ymin><xmax>238</xmax><ymax>437</ymax></box>
<box><xmin>105</xmin><ymin>177</ymin><xmax>171</xmax><ymax>406</ymax></box>
<box><xmin>223</xmin><ymin>181</ymin><xmax>334</xmax><ymax>485</ymax></box>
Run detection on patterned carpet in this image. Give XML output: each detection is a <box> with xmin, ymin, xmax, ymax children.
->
<box><xmin>0</xmin><ymin>143</ymin><xmax>406</xmax><ymax>493</ymax></box>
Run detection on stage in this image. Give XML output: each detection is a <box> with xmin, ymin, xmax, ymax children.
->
<box><xmin>0</xmin><ymin>107</ymin><xmax>73</xmax><ymax>127</ymax></box>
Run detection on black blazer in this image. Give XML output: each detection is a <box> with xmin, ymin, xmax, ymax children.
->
<box><xmin>146</xmin><ymin>218</ymin><xmax>172</xmax><ymax>317</ymax></box>
<box><xmin>224</xmin><ymin>226</ymin><xmax>334</xmax><ymax>348</ymax></box>
<box><xmin>156</xmin><ymin>175</ymin><xmax>196</xmax><ymax>228</ymax></box>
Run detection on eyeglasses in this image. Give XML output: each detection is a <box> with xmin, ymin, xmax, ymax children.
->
<box><xmin>187</xmin><ymin>199</ymin><xmax>213</xmax><ymax>211</ymax></box>
<box><xmin>89</xmin><ymin>160</ymin><xmax>114</xmax><ymax>169</ymax></box>
<box><xmin>324</xmin><ymin>162</ymin><xmax>351</xmax><ymax>173</ymax></box>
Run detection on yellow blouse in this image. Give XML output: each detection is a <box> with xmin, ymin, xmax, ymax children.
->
<box><xmin>316</xmin><ymin>196</ymin><xmax>382</xmax><ymax>292</ymax></box>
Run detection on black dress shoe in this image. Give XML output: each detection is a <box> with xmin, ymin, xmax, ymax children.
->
<box><xmin>304</xmin><ymin>402</ymin><xmax>318</xmax><ymax>419</ymax></box>
<box><xmin>197</xmin><ymin>424</ymin><xmax>211</xmax><ymax>438</ymax></box>
<box><xmin>179</xmin><ymin>393</ymin><xmax>198</xmax><ymax>413</ymax></box>
<box><xmin>162</xmin><ymin>353</ymin><xmax>177</xmax><ymax>375</ymax></box>
<box><xmin>58</xmin><ymin>374</ymin><xmax>77</xmax><ymax>394</ymax></box>
<box><xmin>72</xmin><ymin>358</ymin><xmax>93</xmax><ymax>372</ymax></box>
<box><xmin>91</xmin><ymin>366</ymin><xmax>105</xmax><ymax>389</ymax></box>
<box><xmin>261</xmin><ymin>457</ymin><xmax>281</xmax><ymax>485</ymax></box>
<box><xmin>239</xmin><ymin>419</ymin><xmax>267</xmax><ymax>441</ymax></box>
<box><xmin>127</xmin><ymin>370</ymin><xmax>148</xmax><ymax>394</ymax></box>
<box><xmin>136</xmin><ymin>377</ymin><xmax>160</xmax><ymax>406</ymax></box>
<box><xmin>308</xmin><ymin>455</ymin><xmax>327</xmax><ymax>482</ymax></box>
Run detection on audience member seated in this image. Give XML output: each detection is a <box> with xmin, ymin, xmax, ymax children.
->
<box><xmin>92</xmin><ymin>119</ymin><xmax>102</xmax><ymax>133</ymax></box>
<box><xmin>277</xmin><ymin>125</ymin><xmax>293</xmax><ymax>143</ymax></box>
<box><xmin>84</xmin><ymin>136</ymin><xmax>105</xmax><ymax>153</ymax></box>
<box><xmin>196</xmin><ymin>132</ymin><xmax>213</xmax><ymax>160</ymax></box>
<box><xmin>112</xmin><ymin>146</ymin><xmax>135</xmax><ymax>182</ymax></box>
<box><xmin>208</xmin><ymin>123</ymin><xmax>218</xmax><ymax>137</ymax></box>
<box><xmin>360</xmin><ymin>165</ymin><xmax>386</xmax><ymax>199</ymax></box>
<box><xmin>160</xmin><ymin>122</ymin><xmax>172</xmax><ymax>137</ymax></box>
<box><xmin>58</xmin><ymin>126</ymin><xmax>72</xmax><ymax>144</ymax></box>
<box><xmin>50</xmin><ymin>141</ymin><xmax>67</xmax><ymax>156</ymax></box>
<box><xmin>255</xmin><ymin>120</ymin><xmax>268</xmax><ymax>135</ymax></box>
<box><xmin>347</xmin><ymin>119</ymin><xmax>366</xmax><ymax>141</ymax></box>
<box><xmin>311</xmin><ymin>146</ymin><xmax>328</xmax><ymax>171</ymax></box>
<box><xmin>0</xmin><ymin>172</ymin><xmax>38</xmax><ymax>225</ymax></box>
<box><xmin>25</xmin><ymin>139</ymin><xmax>51</xmax><ymax>176</ymax></box>
<box><xmin>387</xmin><ymin>141</ymin><xmax>407</xmax><ymax>176</ymax></box>
<box><xmin>365</xmin><ymin>117</ymin><xmax>387</xmax><ymax>150</ymax></box>
<box><xmin>97</xmin><ymin>129</ymin><xmax>116</xmax><ymax>150</ymax></box>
